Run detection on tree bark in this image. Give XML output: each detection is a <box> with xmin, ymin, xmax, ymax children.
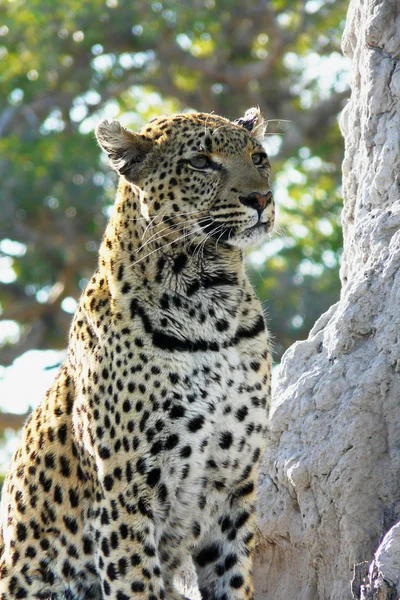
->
<box><xmin>254</xmin><ymin>1</ymin><xmax>400</xmax><ymax>599</ymax></box>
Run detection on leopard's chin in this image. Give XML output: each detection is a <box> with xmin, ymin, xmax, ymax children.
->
<box><xmin>220</xmin><ymin>220</ymin><xmax>274</xmax><ymax>249</ymax></box>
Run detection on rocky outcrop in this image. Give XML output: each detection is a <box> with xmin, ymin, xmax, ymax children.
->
<box><xmin>254</xmin><ymin>1</ymin><xmax>400</xmax><ymax>599</ymax></box>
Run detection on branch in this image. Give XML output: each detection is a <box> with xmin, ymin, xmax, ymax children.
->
<box><xmin>0</xmin><ymin>411</ymin><xmax>30</xmax><ymax>434</ymax></box>
<box><xmin>0</xmin><ymin>320</ymin><xmax>46</xmax><ymax>367</ymax></box>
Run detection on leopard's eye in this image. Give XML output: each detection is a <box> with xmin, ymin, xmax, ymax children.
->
<box><xmin>251</xmin><ymin>152</ymin><xmax>266</xmax><ymax>166</ymax></box>
<box><xmin>188</xmin><ymin>155</ymin><xmax>211</xmax><ymax>170</ymax></box>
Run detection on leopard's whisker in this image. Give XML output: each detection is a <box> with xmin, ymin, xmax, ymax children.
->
<box><xmin>141</xmin><ymin>207</ymin><xmax>169</xmax><ymax>240</ymax></box>
<box><xmin>130</xmin><ymin>227</ymin><xmax>200</xmax><ymax>269</ymax></box>
<box><xmin>128</xmin><ymin>208</ymin><xmax>208</xmax><ymax>228</ymax></box>
<box><xmin>211</xmin><ymin>123</ymin><xmax>233</xmax><ymax>137</ymax></box>
<box><xmin>215</xmin><ymin>227</ymin><xmax>228</xmax><ymax>249</ymax></box>
<box><xmin>138</xmin><ymin>216</ymin><xmax>210</xmax><ymax>251</ymax></box>
<box><xmin>193</xmin><ymin>222</ymin><xmax>223</xmax><ymax>262</ymax></box>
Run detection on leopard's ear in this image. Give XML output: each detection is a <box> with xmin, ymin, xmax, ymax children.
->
<box><xmin>234</xmin><ymin>107</ymin><xmax>265</xmax><ymax>141</ymax></box>
<box><xmin>95</xmin><ymin>119</ymin><xmax>153</xmax><ymax>182</ymax></box>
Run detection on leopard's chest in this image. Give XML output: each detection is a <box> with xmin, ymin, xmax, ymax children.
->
<box><xmin>151</xmin><ymin>343</ymin><xmax>269</xmax><ymax>542</ymax></box>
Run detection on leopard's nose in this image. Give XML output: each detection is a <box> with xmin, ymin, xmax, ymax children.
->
<box><xmin>239</xmin><ymin>191</ymin><xmax>274</xmax><ymax>215</ymax></box>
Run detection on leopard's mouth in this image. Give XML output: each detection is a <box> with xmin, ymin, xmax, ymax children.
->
<box><xmin>248</xmin><ymin>221</ymin><xmax>270</xmax><ymax>231</ymax></box>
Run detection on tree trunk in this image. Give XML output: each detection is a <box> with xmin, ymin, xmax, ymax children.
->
<box><xmin>254</xmin><ymin>1</ymin><xmax>400</xmax><ymax>599</ymax></box>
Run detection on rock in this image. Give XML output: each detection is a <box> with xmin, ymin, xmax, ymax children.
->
<box><xmin>255</xmin><ymin>1</ymin><xmax>400</xmax><ymax>599</ymax></box>
<box><xmin>351</xmin><ymin>522</ymin><xmax>400</xmax><ymax>599</ymax></box>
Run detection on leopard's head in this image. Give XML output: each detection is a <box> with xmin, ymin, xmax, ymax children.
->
<box><xmin>96</xmin><ymin>108</ymin><xmax>274</xmax><ymax>249</ymax></box>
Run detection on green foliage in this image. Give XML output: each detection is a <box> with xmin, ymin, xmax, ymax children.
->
<box><xmin>0</xmin><ymin>0</ymin><xmax>350</xmax><ymax>367</ymax></box>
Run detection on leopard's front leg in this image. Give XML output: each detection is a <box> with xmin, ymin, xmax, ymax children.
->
<box><xmin>192</xmin><ymin>476</ymin><xmax>258</xmax><ymax>600</ymax></box>
<box><xmin>92</xmin><ymin>483</ymin><xmax>166</xmax><ymax>600</ymax></box>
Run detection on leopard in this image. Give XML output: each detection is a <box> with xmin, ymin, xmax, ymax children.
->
<box><xmin>0</xmin><ymin>107</ymin><xmax>275</xmax><ymax>600</ymax></box>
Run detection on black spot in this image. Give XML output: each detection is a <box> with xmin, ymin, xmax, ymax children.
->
<box><xmin>230</xmin><ymin>575</ymin><xmax>244</xmax><ymax>589</ymax></box>
<box><xmin>168</xmin><ymin>372</ymin><xmax>180</xmax><ymax>384</ymax></box>
<box><xmin>201</xmin><ymin>272</ymin><xmax>237</xmax><ymax>288</ymax></box>
<box><xmin>39</xmin><ymin>471</ymin><xmax>52</xmax><ymax>492</ymax></box>
<box><xmin>187</xmin><ymin>280</ymin><xmax>200</xmax><ymax>296</ymax></box>
<box><xmin>146</xmin><ymin>468</ymin><xmax>161</xmax><ymax>487</ymax></box>
<box><xmin>99</xmin><ymin>446</ymin><xmax>111</xmax><ymax>460</ymax></box>
<box><xmin>102</xmin><ymin>538</ymin><xmax>110</xmax><ymax>558</ymax></box>
<box><xmin>219</xmin><ymin>432</ymin><xmax>233</xmax><ymax>449</ymax></box>
<box><xmin>170</xmin><ymin>404</ymin><xmax>185</xmax><ymax>419</ymax></box>
<box><xmin>160</xmin><ymin>294</ymin><xmax>169</xmax><ymax>309</ymax></box>
<box><xmin>44</xmin><ymin>453</ymin><xmax>55</xmax><ymax>469</ymax></box>
<box><xmin>233</xmin><ymin>481</ymin><xmax>254</xmax><ymax>498</ymax></box>
<box><xmin>122</xmin><ymin>400</ymin><xmax>131</xmax><ymax>412</ymax></box>
<box><xmin>192</xmin><ymin>521</ymin><xmax>201</xmax><ymax>537</ymax></box>
<box><xmin>180</xmin><ymin>445</ymin><xmax>192</xmax><ymax>458</ymax></box>
<box><xmin>138</xmin><ymin>497</ymin><xmax>153</xmax><ymax>519</ymax></box>
<box><xmin>83</xmin><ymin>537</ymin><xmax>93</xmax><ymax>554</ymax></box>
<box><xmin>131</xmin><ymin>581</ymin><xmax>145</xmax><ymax>593</ymax></box>
<box><xmin>188</xmin><ymin>415</ymin><xmax>204</xmax><ymax>432</ymax></box>
<box><xmin>118</xmin><ymin>557</ymin><xmax>128</xmax><ymax>577</ymax></box>
<box><xmin>157</xmin><ymin>484</ymin><xmax>168</xmax><ymax>503</ymax></box>
<box><xmin>220</xmin><ymin>516</ymin><xmax>232</xmax><ymax>533</ymax></box>
<box><xmin>150</xmin><ymin>440</ymin><xmax>164</xmax><ymax>455</ymax></box>
<box><xmin>104</xmin><ymin>475</ymin><xmax>114</xmax><ymax>491</ymax></box>
<box><xmin>195</xmin><ymin>543</ymin><xmax>220</xmax><ymax>567</ymax></box>
<box><xmin>235</xmin><ymin>511</ymin><xmax>250</xmax><ymax>529</ymax></box>
<box><xmin>67</xmin><ymin>544</ymin><xmax>79</xmax><ymax>559</ymax></box>
<box><xmin>165</xmin><ymin>434</ymin><xmax>179</xmax><ymax>450</ymax></box>
<box><xmin>60</xmin><ymin>456</ymin><xmax>71</xmax><ymax>477</ymax></box>
<box><xmin>117</xmin><ymin>265</ymin><xmax>124</xmax><ymax>281</ymax></box>
<box><xmin>224</xmin><ymin>554</ymin><xmax>238</xmax><ymax>570</ymax></box>
<box><xmin>228</xmin><ymin>528</ymin><xmax>237</xmax><ymax>541</ymax></box>
<box><xmin>69</xmin><ymin>489</ymin><xmax>79</xmax><ymax>508</ymax></box>
<box><xmin>152</xmin><ymin>331</ymin><xmax>218</xmax><ymax>353</ymax></box>
<box><xmin>16</xmin><ymin>523</ymin><xmax>27</xmax><ymax>542</ymax></box>
<box><xmin>111</xmin><ymin>531</ymin><xmax>119</xmax><ymax>548</ymax></box>
<box><xmin>246</xmin><ymin>423</ymin><xmax>255</xmax><ymax>436</ymax></box>
<box><xmin>63</xmin><ymin>516</ymin><xmax>78</xmax><ymax>534</ymax></box>
<box><xmin>144</xmin><ymin>544</ymin><xmax>156</xmax><ymax>557</ymax></box>
<box><xmin>57</xmin><ymin>424</ymin><xmax>67</xmax><ymax>445</ymax></box>
<box><xmin>25</xmin><ymin>546</ymin><xmax>36</xmax><ymax>558</ymax></box>
<box><xmin>137</xmin><ymin>458</ymin><xmax>147</xmax><ymax>474</ymax></box>
<box><xmin>236</xmin><ymin>406</ymin><xmax>248</xmax><ymax>421</ymax></box>
<box><xmin>107</xmin><ymin>563</ymin><xmax>118</xmax><ymax>581</ymax></box>
<box><xmin>233</xmin><ymin>315</ymin><xmax>265</xmax><ymax>343</ymax></box>
<box><xmin>172</xmin><ymin>254</ymin><xmax>187</xmax><ymax>273</ymax></box>
<box><xmin>253</xmin><ymin>448</ymin><xmax>261</xmax><ymax>462</ymax></box>
<box><xmin>130</xmin><ymin>299</ymin><xmax>153</xmax><ymax>333</ymax></box>
<box><xmin>62</xmin><ymin>560</ymin><xmax>75</xmax><ymax>578</ymax></box>
<box><xmin>216</xmin><ymin>319</ymin><xmax>229</xmax><ymax>332</ymax></box>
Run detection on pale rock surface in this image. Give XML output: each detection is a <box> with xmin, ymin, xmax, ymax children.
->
<box><xmin>375</xmin><ymin>522</ymin><xmax>400</xmax><ymax>590</ymax></box>
<box><xmin>253</xmin><ymin>0</ymin><xmax>400</xmax><ymax>599</ymax></box>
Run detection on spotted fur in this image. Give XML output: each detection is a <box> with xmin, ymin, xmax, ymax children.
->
<box><xmin>0</xmin><ymin>108</ymin><xmax>275</xmax><ymax>600</ymax></box>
